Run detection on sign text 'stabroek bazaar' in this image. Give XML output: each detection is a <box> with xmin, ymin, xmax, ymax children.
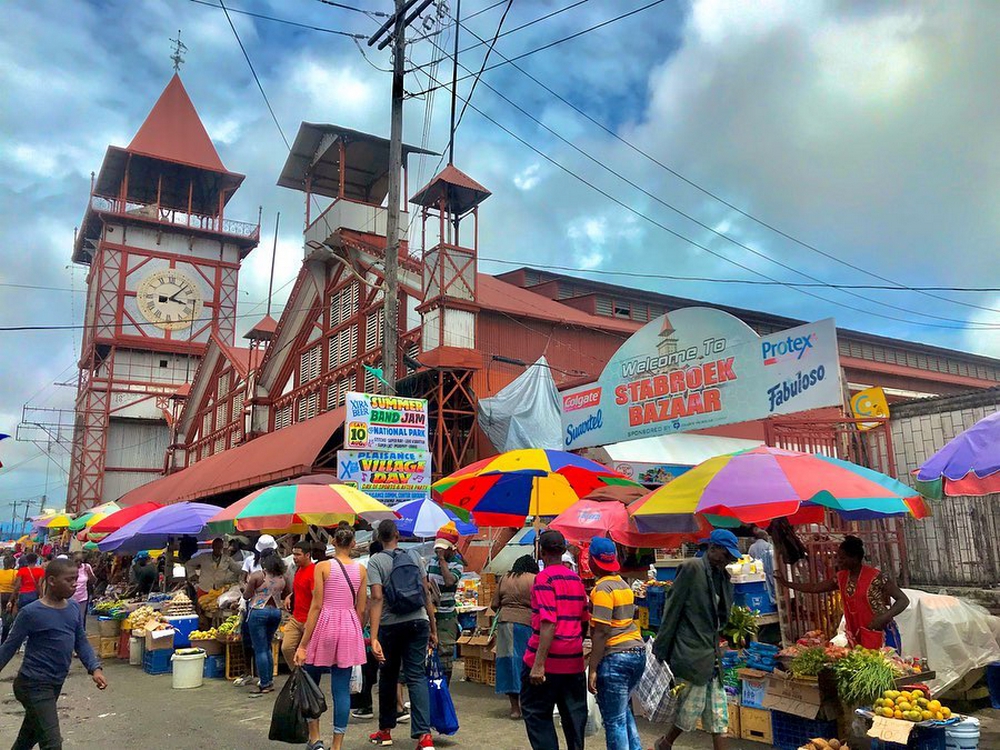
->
<box><xmin>345</xmin><ymin>392</ymin><xmax>429</xmax><ymax>450</ymax></box>
<box><xmin>559</xmin><ymin>308</ymin><xmax>842</xmax><ymax>450</ymax></box>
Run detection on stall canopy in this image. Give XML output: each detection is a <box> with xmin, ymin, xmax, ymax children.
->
<box><xmin>585</xmin><ymin>434</ymin><xmax>763</xmax><ymax>484</ymax></box>
<box><xmin>117</xmin><ymin>407</ymin><xmax>345</xmax><ymax>507</ymax></box>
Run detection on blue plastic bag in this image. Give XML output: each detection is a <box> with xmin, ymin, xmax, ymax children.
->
<box><xmin>427</xmin><ymin>650</ymin><xmax>459</xmax><ymax>736</ymax></box>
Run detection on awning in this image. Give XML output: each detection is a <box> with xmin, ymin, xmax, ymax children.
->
<box><xmin>118</xmin><ymin>407</ymin><xmax>345</xmax><ymax>507</ymax></box>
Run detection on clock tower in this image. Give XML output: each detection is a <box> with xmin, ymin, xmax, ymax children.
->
<box><xmin>66</xmin><ymin>74</ymin><xmax>260</xmax><ymax>512</ymax></box>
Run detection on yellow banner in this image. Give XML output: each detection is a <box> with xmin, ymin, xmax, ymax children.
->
<box><xmin>851</xmin><ymin>387</ymin><xmax>890</xmax><ymax>431</ymax></box>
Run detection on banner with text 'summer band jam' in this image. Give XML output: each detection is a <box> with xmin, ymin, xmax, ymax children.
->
<box><xmin>345</xmin><ymin>392</ymin><xmax>429</xmax><ymax>451</ymax></box>
<box><xmin>559</xmin><ymin>308</ymin><xmax>841</xmax><ymax>451</ymax></box>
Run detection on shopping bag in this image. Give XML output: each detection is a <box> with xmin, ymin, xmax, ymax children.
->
<box><xmin>427</xmin><ymin>650</ymin><xmax>459</xmax><ymax>735</ymax></box>
<box><xmin>294</xmin><ymin>668</ymin><xmax>328</xmax><ymax>720</ymax></box>
<box><xmin>634</xmin><ymin>638</ymin><xmax>676</xmax><ymax>724</ymax></box>
<box><xmin>268</xmin><ymin>671</ymin><xmax>309</xmax><ymax>744</ymax></box>
<box><xmin>350</xmin><ymin>664</ymin><xmax>363</xmax><ymax>695</ymax></box>
<box><xmin>584</xmin><ymin>673</ymin><xmax>603</xmax><ymax>737</ymax></box>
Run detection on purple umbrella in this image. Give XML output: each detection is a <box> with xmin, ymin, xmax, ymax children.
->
<box><xmin>98</xmin><ymin>502</ymin><xmax>221</xmax><ymax>554</ymax></box>
<box><xmin>916</xmin><ymin>411</ymin><xmax>1000</xmax><ymax>498</ymax></box>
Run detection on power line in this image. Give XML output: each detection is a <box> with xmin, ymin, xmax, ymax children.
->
<box><xmin>422</xmin><ymin>36</ymin><xmax>996</xmax><ymax>329</ymax></box>
<box><xmin>312</xmin><ymin>0</ymin><xmax>390</xmax><ymax>17</ymax></box>
<box><xmin>452</xmin><ymin>0</ymin><xmax>512</xmax><ymax>137</ymax></box>
<box><xmin>466</xmin><ymin>0</ymin><xmax>508</xmax><ymax>21</ymax></box>
<box><xmin>187</xmin><ymin>0</ymin><xmax>366</xmax><ymax>38</ymax></box>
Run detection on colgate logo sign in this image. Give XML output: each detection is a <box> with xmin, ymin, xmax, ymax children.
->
<box><xmin>762</xmin><ymin>333</ymin><xmax>815</xmax><ymax>366</ymax></box>
<box><xmin>563</xmin><ymin>387</ymin><xmax>602</xmax><ymax>412</ymax></box>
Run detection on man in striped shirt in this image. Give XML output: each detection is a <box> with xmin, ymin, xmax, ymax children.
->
<box><xmin>427</xmin><ymin>523</ymin><xmax>464</xmax><ymax>684</ymax></box>
<box><xmin>521</xmin><ymin>530</ymin><xmax>589</xmax><ymax>750</ymax></box>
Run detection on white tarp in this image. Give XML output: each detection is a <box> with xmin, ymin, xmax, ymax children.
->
<box><xmin>895</xmin><ymin>588</ymin><xmax>1000</xmax><ymax>694</ymax></box>
<box><xmin>479</xmin><ymin>357</ymin><xmax>563</xmax><ymax>452</ymax></box>
<box><xmin>599</xmin><ymin>433</ymin><xmax>764</xmax><ymax>465</ymax></box>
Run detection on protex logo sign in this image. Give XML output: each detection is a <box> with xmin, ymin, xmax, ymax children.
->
<box><xmin>762</xmin><ymin>333</ymin><xmax>815</xmax><ymax>366</ymax></box>
<box><xmin>563</xmin><ymin>387</ymin><xmax>602</xmax><ymax>413</ymax></box>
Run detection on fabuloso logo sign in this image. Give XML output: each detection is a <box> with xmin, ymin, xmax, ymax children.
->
<box><xmin>762</xmin><ymin>334</ymin><xmax>815</xmax><ymax>366</ymax></box>
<box><xmin>767</xmin><ymin>366</ymin><xmax>827</xmax><ymax>412</ymax></box>
<box><xmin>563</xmin><ymin>387</ymin><xmax>602</xmax><ymax>412</ymax></box>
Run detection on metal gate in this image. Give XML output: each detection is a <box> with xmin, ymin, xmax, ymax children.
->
<box><xmin>764</xmin><ymin>416</ymin><xmax>908</xmax><ymax>642</ymax></box>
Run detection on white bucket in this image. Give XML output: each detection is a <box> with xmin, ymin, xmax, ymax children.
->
<box><xmin>129</xmin><ymin>635</ymin><xmax>144</xmax><ymax>666</ymax></box>
<box><xmin>945</xmin><ymin>717</ymin><xmax>980</xmax><ymax>750</ymax></box>
<box><xmin>170</xmin><ymin>648</ymin><xmax>206</xmax><ymax>689</ymax></box>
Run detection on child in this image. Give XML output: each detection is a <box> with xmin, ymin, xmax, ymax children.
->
<box><xmin>0</xmin><ymin>557</ymin><xmax>108</xmax><ymax>748</ymax></box>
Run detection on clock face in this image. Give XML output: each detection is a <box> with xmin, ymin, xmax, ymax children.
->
<box><xmin>136</xmin><ymin>269</ymin><xmax>204</xmax><ymax>331</ymax></box>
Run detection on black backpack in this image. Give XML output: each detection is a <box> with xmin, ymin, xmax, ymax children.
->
<box><xmin>383</xmin><ymin>550</ymin><xmax>426</xmax><ymax>615</ymax></box>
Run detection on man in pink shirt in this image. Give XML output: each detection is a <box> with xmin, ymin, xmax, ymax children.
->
<box><xmin>71</xmin><ymin>553</ymin><xmax>94</xmax><ymax>626</ymax></box>
<box><xmin>522</xmin><ymin>530</ymin><xmax>590</xmax><ymax>750</ymax></box>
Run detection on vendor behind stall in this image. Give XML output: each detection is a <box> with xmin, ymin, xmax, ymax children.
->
<box><xmin>776</xmin><ymin>535</ymin><xmax>909</xmax><ymax>650</ymax></box>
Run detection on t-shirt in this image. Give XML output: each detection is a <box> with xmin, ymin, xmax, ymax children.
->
<box><xmin>367</xmin><ymin>549</ymin><xmax>428</xmax><ymax>626</ymax></box>
<box><xmin>0</xmin><ymin>569</ymin><xmax>16</xmax><ymax>594</ymax></box>
<box><xmin>0</xmin><ymin>600</ymin><xmax>101</xmax><ymax>684</ymax></box>
<box><xmin>427</xmin><ymin>557</ymin><xmax>463</xmax><ymax>617</ymax></box>
<box><xmin>292</xmin><ymin>563</ymin><xmax>316</xmax><ymax>623</ymax></box>
<box><xmin>590</xmin><ymin>575</ymin><xmax>642</xmax><ymax>656</ymax></box>
<box><xmin>16</xmin><ymin>567</ymin><xmax>44</xmax><ymax>595</ymax></box>
<box><xmin>524</xmin><ymin>564</ymin><xmax>589</xmax><ymax>675</ymax></box>
<box><xmin>73</xmin><ymin>563</ymin><xmax>94</xmax><ymax>603</ymax></box>
<box><xmin>497</xmin><ymin>573</ymin><xmax>535</xmax><ymax>626</ymax></box>
<box><xmin>134</xmin><ymin>563</ymin><xmax>157</xmax><ymax>595</ymax></box>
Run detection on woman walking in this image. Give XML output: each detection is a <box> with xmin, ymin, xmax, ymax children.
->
<box><xmin>242</xmin><ymin>550</ymin><xmax>288</xmax><ymax>696</ymax></box>
<box><xmin>296</xmin><ymin>523</ymin><xmax>367</xmax><ymax>750</ymax></box>
<box><xmin>491</xmin><ymin>554</ymin><xmax>538</xmax><ymax>720</ymax></box>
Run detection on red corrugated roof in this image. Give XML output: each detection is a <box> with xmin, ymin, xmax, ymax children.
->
<box><xmin>117</xmin><ymin>407</ymin><xmax>345</xmax><ymax>507</ymax></box>
<box><xmin>127</xmin><ymin>74</ymin><xmax>229</xmax><ymax>173</ymax></box>
<box><xmin>225</xmin><ymin>345</ymin><xmax>264</xmax><ymax>378</ymax></box>
<box><xmin>477</xmin><ymin>274</ymin><xmax>639</xmax><ymax>334</ymax></box>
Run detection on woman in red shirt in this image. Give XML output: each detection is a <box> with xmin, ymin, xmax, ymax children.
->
<box><xmin>11</xmin><ymin>554</ymin><xmax>45</xmax><ymax>614</ymax></box>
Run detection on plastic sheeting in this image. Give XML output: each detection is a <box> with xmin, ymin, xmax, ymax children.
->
<box><xmin>895</xmin><ymin>588</ymin><xmax>1000</xmax><ymax>694</ymax></box>
<box><xmin>478</xmin><ymin>356</ymin><xmax>563</xmax><ymax>452</ymax></box>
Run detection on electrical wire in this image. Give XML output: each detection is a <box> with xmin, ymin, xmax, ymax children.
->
<box><xmin>312</xmin><ymin>0</ymin><xmax>390</xmax><ymax>17</ymax></box>
<box><xmin>187</xmin><ymin>0</ymin><xmax>366</xmax><ymax>38</ymax></box>
<box><xmin>451</xmin><ymin>0</ymin><xmax>512</xmax><ymax>137</ymax></box>
<box><xmin>466</xmin><ymin>0</ymin><xmax>509</xmax><ymax>21</ymax></box>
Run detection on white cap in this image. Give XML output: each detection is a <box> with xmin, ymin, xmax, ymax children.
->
<box><xmin>255</xmin><ymin>534</ymin><xmax>277</xmax><ymax>553</ymax></box>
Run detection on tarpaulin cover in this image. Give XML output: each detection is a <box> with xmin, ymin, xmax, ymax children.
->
<box><xmin>478</xmin><ymin>357</ymin><xmax>563</xmax><ymax>452</ymax></box>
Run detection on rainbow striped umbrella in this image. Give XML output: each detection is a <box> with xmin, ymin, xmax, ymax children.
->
<box><xmin>432</xmin><ymin>448</ymin><xmax>641</xmax><ymax>527</ymax></box>
<box><xmin>631</xmin><ymin>446</ymin><xmax>930</xmax><ymax>531</ymax></box>
<box><xmin>207</xmin><ymin>483</ymin><xmax>398</xmax><ymax>534</ymax></box>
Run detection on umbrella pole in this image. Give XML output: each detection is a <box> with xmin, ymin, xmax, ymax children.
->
<box><xmin>533</xmin><ymin>479</ymin><xmax>541</xmax><ymax>560</ymax></box>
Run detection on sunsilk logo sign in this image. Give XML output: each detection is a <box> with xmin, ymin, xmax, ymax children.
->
<box><xmin>762</xmin><ymin>333</ymin><xmax>815</xmax><ymax>366</ymax></box>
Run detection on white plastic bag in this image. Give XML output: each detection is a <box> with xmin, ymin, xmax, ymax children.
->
<box><xmin>349</xmin><ymin>664</ymin><xmax>363</xmax><ymax>694</ymax></box>
<box><xmin>585</xmin><ymin>678</ymin><xmax>603</xmax><ymax>737</ymax></box>
<box><xmin>634</xmin><ymin>638</ymin><xmax>676</xmax><ymax>724</ymax></box>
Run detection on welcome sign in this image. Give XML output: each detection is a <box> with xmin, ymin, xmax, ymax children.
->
<box><xmin>560</xmin><ymin>308</ymin><xmax>842</xmax><ymax>450</ymax></box>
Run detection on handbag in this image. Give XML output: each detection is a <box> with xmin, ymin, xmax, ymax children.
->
<box><xmin>427</xmin><ymin>650</ymin><xmax>459</xmax><ymax>735</ymax></box>
<box><xmin>634</xmin><ymin>638</ymin><xmax>677</xmax><ymax>724</ymax></box>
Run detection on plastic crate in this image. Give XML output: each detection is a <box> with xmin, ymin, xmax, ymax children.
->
<box><xmin>647</xmin><ymin>586</ymin><xmax>667</xmax><ymax>628</ymax></box>
<box><xmin>870</xmin><ymin>726</ymin><xmax>946</xmax><ymax>750</ymax></box>
<box><xmin>771</xmin><ymin>710</ymin><xmax>838</xmax><ymax>750</ymax></box>
<box><xmin>142</xmin><ymin>648</ymin><xmax>173</xmax><ymax>675</ymax></box>
<box><xmin>734</xmin><ymin>581</ymin><xmax>778</xmax><ymax>614</ymax></box>
<box><xmin>464</xmin><ymin>656</ymin><xmax>484</xmax><ymax>683</ymax></box>
<box><xmin>224</xmin><ymin>640</ymin><xmax>279</xmax><ymax>681</ymax></box>
<box><xmin>484</xmin><ymin>660</ymin><xmax>496</xmax><ymax>687</ymax></box>
<box><xmin>203</xmin><ymin>653</ymin><xmax>226</xmax><ymax>679</ymax></box>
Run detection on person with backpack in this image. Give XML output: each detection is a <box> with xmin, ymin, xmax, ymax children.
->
<box><xmin>367</xmin><ymin>519</ymin><xmax>438</xmax><ymax>750</ymax></box>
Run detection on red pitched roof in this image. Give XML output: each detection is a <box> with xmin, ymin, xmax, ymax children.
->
<box><xmin>244</xmin><ymin>315</ymin><xmax>279</xmax><ymax>341</ymax></box>
<box><xmin>411</xmin><ymin>164</ymin><xmax>491</xmax><ymax>214</ymax></box>
<box><xmin>477</xmin><ymin>274</ymin><xmax>638</xmax><ymax>334</ymax></box>
<box><xmin>225</xmin><ymin>345</ymin><xmax>264</xmax><ymax>378</ymax></box>
<box><xmin>127</xmin><ymin>74</ymin><xmax>229</xmax><ymax>173</ymax></box>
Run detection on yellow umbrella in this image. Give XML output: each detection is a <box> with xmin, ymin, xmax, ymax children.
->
<box><xmin>43</xmin><ymin>513</ymin><xmax>73</xmax><ymax>530</ymax></box>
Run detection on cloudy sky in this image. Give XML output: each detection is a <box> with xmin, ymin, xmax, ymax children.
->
<box><xmin>1</xmin><ymin>0</ymin><xmax>998</xmax><ymax>517</ymax></box>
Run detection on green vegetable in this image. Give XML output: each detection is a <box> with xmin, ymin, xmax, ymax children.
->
<box><xmin>724</xmin><ymin>606</ymin><xmax>760</xmax><ymax>649</ymax></box>
<box><xmin>790</xmin><ymin>647</ymin><xmax>830</xmax><ymax>677</ymax></box>
<box><xmin>831</xmin><ymin>647</ymin><xmax>899</xmax><ymax>706</ymax></box>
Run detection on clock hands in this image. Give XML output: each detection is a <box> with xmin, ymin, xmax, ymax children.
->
<box><xmin>168</xmin><ymin>285</ymin><xmax>192</xmax><ymax>304</ymax></box>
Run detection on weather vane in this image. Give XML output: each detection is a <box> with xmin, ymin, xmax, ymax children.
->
<box><xmin>169</xmin><ymin>30</ymin><xmax>187</xmax><ymax>72</ymax></box>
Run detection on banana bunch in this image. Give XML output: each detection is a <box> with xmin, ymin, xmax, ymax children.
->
<box><xmin>189</xmin><ymin>628</ymin><xmax>218</xmax><ymax>640</ymax></box>
<box><xmin>217</xmin><ymin>614</ymin><xmax>241</xmax><ymax>639</ymax></box>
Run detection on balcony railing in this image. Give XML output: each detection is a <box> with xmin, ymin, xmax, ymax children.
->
<box><xmin>305</xmin><ymin>197</ymin><xmax>409</xmax><ymax>251</ymax></box>
<box><xmin>91</xmin><ymin>195</ymin><xmax>260</xmax><ymax>241</ymax></box>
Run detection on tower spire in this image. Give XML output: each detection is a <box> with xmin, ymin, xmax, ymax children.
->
<box><xmin>169</xmin><ymin>29</ymin><xmax>187</xmax><ymax>73</ymax></box>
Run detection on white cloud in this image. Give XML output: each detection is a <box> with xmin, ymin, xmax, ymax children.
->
<box><xmin>513</xmin><ymin>163</ymin><xmax>541</xmax><ymax>191</ymax></box>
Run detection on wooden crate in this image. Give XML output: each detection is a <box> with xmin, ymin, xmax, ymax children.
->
<box><xmin>224</xmin><ymin>640</ymin><xmax>279</xmax><ymax>681</ymax></box>
<box><xmin>479</xmin><ymin>574</ymin><xmax>497</xmax><ymax>608</ymax></box>
<box><xmin>484</xmin><ymin>660</ymin><xmax>496</xmax><ymax>687</ymax></box>
<box><xmin>464</xmin><ymin>656</ymin><xmax>485</xmax><ymax>684</ymax></box>
<box><xmin>739</xmin><ymin>706</ymin><xmax>773</xmax><ymax>745</ymax></box>
<box><xmin>98</xmin><ymin>636</ymin><xmax>119</xmax><ymax>659</ymax></box>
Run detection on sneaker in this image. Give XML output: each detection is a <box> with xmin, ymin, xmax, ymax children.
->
<box><xmin>395</xmin><ymin>710</ymin><xmax>410</xmax><ymax>723</ymax></box>
<box><xmin>352</xmin><ymin>708</ymin><xmax>375</xmax><ymax>720</ymax></box>
<box><xmin>415</xmin><ymin>734</ymin><xmax>435</xmax><ymax>750</ymax></box>
<box><xmin>306</xmin><ymin>742</ymin><xmax>327</xmax><ymax>750</ymax></box>
<box><xmin>369</xmin><ymin>730</ymin><xmax>393</xmax><ymax>746</ymax></box>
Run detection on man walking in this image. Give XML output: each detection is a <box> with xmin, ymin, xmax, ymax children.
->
<box><xmin>427</xmin><ymin>522</ymin><xmax>463</xmax><ymax>684</ymax></box>
<box><xmin>521</xmin><ymin>530</ymin><xmax>590</xmax><ymax>750</ymax></box>
<box><xmin>281</xmin><ymin>539</ymin><xmax>316</xmax><ymax>670</ymax></box>
<box><xmin>587</xmin><ymin>536</ymin><xmax>646</xmax><ymax>750</ymax></box>
<box><xmin>652</xmin><ymin>529</ymin><xmax>739</xmax><ymax>750</ymax></box>
<box><xmin>368</xmin><ymin>519</ymin><xmax>438</xmax><ymax>749</ymax></box>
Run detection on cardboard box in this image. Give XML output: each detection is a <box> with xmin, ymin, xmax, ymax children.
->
<box><xmin>144</xmin><ymin>628</ymin><xmax>175</xmax><ymax>652</ymax></box>
<box><xmin>738</xmin><ymin>668</ymin><xmax>770</xmax><ymax>709</ymax></box>
<box><xmin>468</xmin><ymin>633</ymin><xmax>495</xmax><ymax>662</ymax></box>
<box><xmin>762</xmin><ymin>670</ymin><xmax>823</xmax><ymax>719</ymax></box>
<box><xmin>476</xmin><ymin>608</ymin><xmax>495</xmax><ymax>631</ymax></box>
<box><xmin>739</xmin><ymin>706</ymin><xmax>773</xmax><ymax>744</ymax></box>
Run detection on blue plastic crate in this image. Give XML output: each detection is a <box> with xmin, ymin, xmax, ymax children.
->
<box><xmin>646</xmin><ymin>586</ymin><xmax>667</xmax><ymax>628</ymax></box>
<box><xmin>734</xmin><ymin>581</ymin><xmax>778</xmax><ymax>614</ymax></box>
<box><xmin>870</xmin><ymin>726</ymin><xmax>946</xmax><ymax>750</ymax></box>
<box><xmin>771</xmin><ymin>709</ymin><xmax>838</xmax><ymax>750</ymax></box>
<box><xmin>203</xmin><ymin>653</ymin><xmax>225</xmax><ymax>679</ymax></box>
<box><xmin>988</xmin><ymin>661</ymin><xmax>1000</xmax><ymax>710</ymax></box>
<box><xmin>142</xmin><ymin>648</ymin><xmax>173</xmax><ymax>675</ymax></box>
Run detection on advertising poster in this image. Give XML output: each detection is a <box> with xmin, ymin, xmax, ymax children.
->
<box><xmin>610</xmin><ymin>461</ymin><xmax>692</xmax><ymax>486</ymax></box>
<box><xmin>560</xmin><ymin>308</ymin><xmax>842</xmax><ymax>450</ymax></box>
<box><xmin>345</xmin><ymin>392</ymin><xmax>428</xmax><ymax>450</ymax></box>
<box><xmin>337</xmin><ymin>449</ymin><xmax>432</xmax><ymax>505</ymax></box>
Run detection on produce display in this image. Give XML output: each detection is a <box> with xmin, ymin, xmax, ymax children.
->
<box><xmin>723</xmin><ymin>605</ymin><xmax>760</xmax><ymax>649</ymax></box>
<box><xmin>92</xmin><ymin>599</ymin><xmax>130</xmax><ymax>619</ymax></box>
<box><xmin>197</xmin><ymin>587</ymin><xmax>226</xmax><ymax>614</ymax></box>
<box><xmin>831</xmin><ymin>648</ymin><xmax>901</xmax><ymax>706</ymax></box>
<box><xmin>165</xmin><ymin>591</ymin><xmax>195</xmax><ymax>616</ymax></box>
<box><xmin>216</xmin><ymin>614</ymin><xmax>241</xmax><ymax>640</ymax></box>
<box><xmin>123</xmin><ymin>605</ymin><xmax>158</xmax><ymax>631</ymax></box>
<box><xmin>872</xmin><ymin>689</ymin><xmax>953</xmax><ymax>722</ymax></box>
<box><xmin>799</xmin><ymin>739</ymin><xmax>849</xmax><ymax>750</ymax></box>
<box><xmin>189</xmin><ymin>628</ymin><xmax>218</xmax><ymax>641</ymax></box>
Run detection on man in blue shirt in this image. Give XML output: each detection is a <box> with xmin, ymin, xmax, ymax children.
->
<box><xmin>0</xmin><ymin>557</ymin><xmax>108</xmax><ymax>749</ymax></box>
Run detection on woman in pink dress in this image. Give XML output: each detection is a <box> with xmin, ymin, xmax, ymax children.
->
<box><xmin>296</xmin><ymin>523</ymin><xmax>367</xmax><ymax>750</ymax></box>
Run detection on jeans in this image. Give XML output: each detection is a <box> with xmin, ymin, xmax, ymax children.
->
<box><xmin>378</xmin><ymin>619</ymin><xmax>430</xmax><ymax>737</ymax></box>
<box><xmin>13</xmin><ymin>676</ymin><xmax>63</xmax><ymax>750</ymax></box>
<box><xmin>18</xmin><ymin>592</ymin><xmax>38</xmax><ymax>610</ymax></box>
<box><xmin>596</xmin><ymin>649</ymin><xmax>646</xmax><ymax>750</ymax></box>
<box><xmin>303</xmin><ymin>664</ymin><xmax>353</xmax><ymax>735</ymax></box>
<box><xmin>520</xmin><ymin>665</ymin><xmax>588</xmax><ymax>750</ymax></box>
<box><xmin>246</xmin><ymin>607</ymin><xmax>281</xmax><ymax>688</ymax></box>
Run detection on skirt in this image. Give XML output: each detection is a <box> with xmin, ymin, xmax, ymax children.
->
<box><xmin>495</xmin><ymin>621</ymin><xmax>531</xmax><ymax>696</ymax></box>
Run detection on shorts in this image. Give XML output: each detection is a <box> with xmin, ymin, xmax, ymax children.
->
<box><xmin>674</xmin><ymin>676</ymin><xmax>729</xmax><ymax>734</ymax></box>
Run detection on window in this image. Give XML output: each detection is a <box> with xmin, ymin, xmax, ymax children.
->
<box><xmin>215</xmin><ymin>402</ymin><xmax>228</xmax><ymax>429</ymax></box>
<box><xmin>159</xmin><ymin>359</ymin><xmax>168</xmax><ymax>368</ymax></box>
<box><xmin>329</xmin><ymin>325</ymin><xmax>357</xmax><ymax>369</ymax></box>
<box><xmin>330</xmin><ymin>282</ymin><xmax>359</xmax><ymax>327</ymax></box>
<box><xmin>275</xmin><ymin>404</ymin><xmax>292</xmax><ymax>430</ymax></box>
<box><xmin>595</xmin><ymin>296</ymin><xmax>613</xmax><ymax>316</ymax></box>
<box><xmin>299</xmin><ymin>346</ymin><xmax>321</xmax><ymax>383</ymax></box>
<box><xmin>201</xmin><ymin>413</ymin><xmax>211</xmax><ymax>437</ymax></box>
<box><xmin>326</xmin><ymin>378</ymin><xmax>351</xmax><ymax>410</ymax></box>
<box><xmin>297</xmin><ymin>392</ymin><xmax>319</xmax><ymax>422</ymax></box>
<box><xmin>613</xmin><ymin>302</ymin><xmax>631</xmax><ymax>319</ymax></box>
<box><xmin>365</xmin><ymin>312</ymin><xmax>384</xmax><ymax>353</ymax></box>
<box><xmin>233</xmin><ymin>391</ymin><xmax>245</xmax><ymax>419</ymax></box>
<box><xmin>217</xmin><ymin>374</ymin><xmax>230</xmax><ymax>398</ymax></box>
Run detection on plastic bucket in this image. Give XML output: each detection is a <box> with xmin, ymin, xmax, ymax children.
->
<box><xmin>170</xmin><ymin>648</ymin><xmax>206</xmax><ymax>689</ymax></box>
<box><xmin>129</xmin><ymin>635</ymin><xmax>145</xmax><ymax>666</ymax></box>
<box><xmin>945</xmin><ymin>717</ymin><xmax>980</xmax><ymax>750</ymax></box>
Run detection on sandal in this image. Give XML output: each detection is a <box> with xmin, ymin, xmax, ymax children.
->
<box><xmin>249</xmin><ymin>685</ymin><xmax>275</xmax><ymax>697</ymax></box>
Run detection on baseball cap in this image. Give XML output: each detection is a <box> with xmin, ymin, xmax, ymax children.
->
<box><xmin>255</xmin><ymin>534</ymin><xmax>277</xmax><ymax>553</ymax></box>
<box><xmin>539</xmin><ymin>529</ymin><xmax>567</xmax><ymax>553</ymax></box>
<box><xmin>588</xmin><ymin>536</ymin><xmax>620</xmax><ymax>573</ymax></box>
<box><xmin>700</xmin><ymin>529</ymin><xmax>741</xmax><ymax>561</ymax></box>
<box><xmin>434</xmin><ymin>522</ymin><xmax>460</xmax><ymax>551</ymax></box>
<box><xmin>135</xmin><ymin>551</ymin><xmax>150</xmax><ymax>561</ymax></box>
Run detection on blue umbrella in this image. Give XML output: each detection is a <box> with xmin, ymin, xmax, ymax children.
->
<box><xmin>394</xmin><ymin>498</ymin><xmax>478</xmax><ymax>538</ymax></box>
<box><xmin>99</xmin><ymin>502</ymin><xmax>220</xmax><ymax>553</ymax></box>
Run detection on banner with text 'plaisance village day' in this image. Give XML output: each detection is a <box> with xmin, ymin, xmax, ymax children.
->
<box><xmin>337</xmin><ymin>449</ymin><xmax>432</xmax><ymax>504</ymax></box>
<box><xmin>560</xmin><ymin>308</ymin><xmax>842</xmax><ymax>451</ymax></box>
